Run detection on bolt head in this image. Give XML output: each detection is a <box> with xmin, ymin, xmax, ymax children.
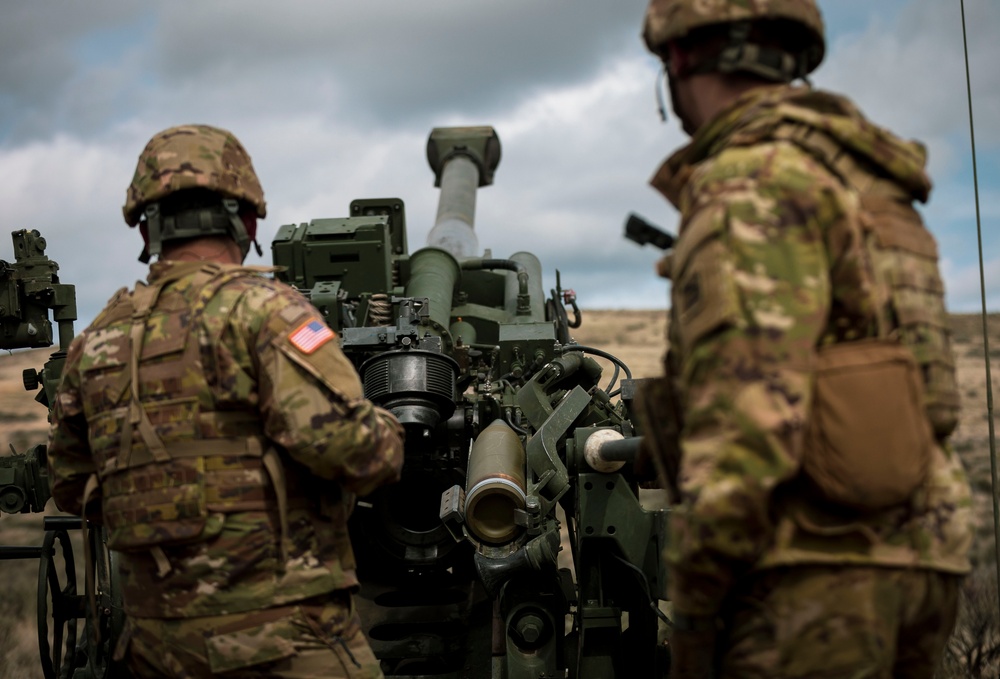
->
<box><xmin>516</xmin><ymin>614</ymin><xmax>545</xmax><ymax>644</ymax></box>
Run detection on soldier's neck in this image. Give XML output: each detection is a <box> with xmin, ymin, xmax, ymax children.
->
<box><xmin>160</xmin><ymin>237</ymin><xmax>243</xmax><ymax>265</ymax></box>
<box><xmin>678</xmin><ymin>74</ymin><xmax>779</xmax><ymax>135</ymax></box>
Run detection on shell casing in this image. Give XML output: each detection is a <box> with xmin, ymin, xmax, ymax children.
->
<box><xmin>465</xmin><ymin>419</ymin><xmax>526</xmax><ymax>544</ymax></box>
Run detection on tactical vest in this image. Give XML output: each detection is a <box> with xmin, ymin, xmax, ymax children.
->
<box><xmin>773</xmin><ymin>122</ymin><xmax>961</xmax><ymax>440</ymax></box>
<box><xmin>80</xmin><ymin>263</ymin><xmax>291</xmax><ymax>562</ymax></box>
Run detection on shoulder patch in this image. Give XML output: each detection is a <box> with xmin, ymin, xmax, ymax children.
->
<box><xmin>279</xmin><ymin>304</ymin><xmax>309</xmax><ymax>324</ymax></box>
<box><xmin>288</xmin><ymin>317</ymin><xmax>336</xmax><ymax>354</ymax></box>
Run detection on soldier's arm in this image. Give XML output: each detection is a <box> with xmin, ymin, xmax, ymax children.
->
<box><xmin>47</xmin><ymin>338</ymin><xmax>100</xmax><ymax>517</ymax></box>
<box><xmin>239</xmin><ymin>285</ymin><xmax>404</xmax><ymax>497</ymax></box>
<box><xmin>664</xmin><ymin>144</ymin><xmax>860</xmax><ymax>616</ymax></box>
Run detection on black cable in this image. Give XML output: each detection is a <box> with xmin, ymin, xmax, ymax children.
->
<box><xmin>606</xmin><ymin>363</ymin><xmax>622</xmax><ymax>395</ymax></box>
<box><xmin>610</xmin><ymin>553</ymin><xmax>672</xmax><ymax>627</ymax></box>
<box><xmin>561</xmin><ymin>344</ymin><xmax>632</xmax><ymax>394</ymax></box>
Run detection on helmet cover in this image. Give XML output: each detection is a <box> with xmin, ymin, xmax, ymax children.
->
<box><xmin>642</xmin><ymin>0</ymin><xmax>825</xmax><ymax>75</ymax></box>
<box><xmin>123</xmin><ymin>124</ymin><xmax>266</xmax><ymax>226</ymax></box>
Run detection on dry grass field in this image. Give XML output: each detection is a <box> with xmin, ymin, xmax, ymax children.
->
<box><xmin>1</xmin><ymin>311</ymin><xmax>998</xmax><ymax>677</ymax></box>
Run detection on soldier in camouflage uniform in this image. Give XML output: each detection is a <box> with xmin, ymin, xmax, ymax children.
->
<box><xmin>639</xmin><ymin>2</ymin><xmax>972</xmax><ymax>677</ymax></box>
<box><xmin>47</xmin><ymin>124</ymin><xmax>403</xmax><ymax>678</ymax></box>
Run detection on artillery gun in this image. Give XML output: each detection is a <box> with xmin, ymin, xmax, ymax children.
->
<box><xmin>1</xmin><ymin>126</ymin><xmax>673</xmax><ymax>678</ymax></box>
<box><xmin>274</xmin><ymin>126</ymin><xmax>671</xmax><ymax>678</ymax></box>
<box><xmin>0</xmin><ymin>229</ymin><xmax>126</xmax><ymax>679</ymax></box>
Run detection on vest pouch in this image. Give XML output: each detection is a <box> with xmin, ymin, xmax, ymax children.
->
<box><xmin>102</xmin><ymin>456</ymin><xmax>211</xmax><ymax>551</ymax></box>
<box><xmin>804</xmin><ymin>339</ymin><xmax>933</xmax><ymax>510</ymax></box>
<box><xmin>773</xmin><ymin>122</ymin><xmax>960</xmax><ymax>441</ymax></box>
<box><xmin>865</xmin><ymin>195</ymin><xmax>961</xmax><ymax>439</ymax></box>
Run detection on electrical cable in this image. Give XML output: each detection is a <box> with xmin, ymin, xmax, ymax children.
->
<box><xmin>611</xmin><ymin>554</ymin><xmax>672</xmax><ymax>627</ymax></box>
<box><xmin>561</xmin><ymin>345</ymin><xmax>633</xmax><ymax>394</ymax></box>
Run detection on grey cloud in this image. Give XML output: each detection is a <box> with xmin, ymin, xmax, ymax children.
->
<box><xmin>812</xmin><ymin>0</ymin><xmax>1000</xmax><ymax>314</ymax></box>
<box><xmin>144</xmin><ymin>0</ymin><xmax>650</xmax><ymax>125</ymax></box>
<box><xmin>0</xmin><ymin>2</ymin><xmax>143</xmax><ymax>140</ymax></box>
<box><xmin>1</xmin><ymin>1</ymin><xmax>654</xmax><ymax>144</ymax></box>
<box><xmin>816</xmin><ymin>0</ymin><xmax>1000</xmax><ymax>154</ymax></box>
<box><xmin>3</xmin><ymin>1</ymin><xmax>998</xmax><ymax>324</ymax></box>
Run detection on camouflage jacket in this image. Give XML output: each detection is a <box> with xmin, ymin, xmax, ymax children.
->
<box><xmin>48</xmin><ymin>260</ymin><xmax>404</xmax><ymax>618</ymax></box>
<box><xmin>650</xmin><ymin>85</ymin><xmax>972</xmax><ymax>617</ymax></box>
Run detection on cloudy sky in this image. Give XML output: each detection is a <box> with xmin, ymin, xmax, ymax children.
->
<box><xmin>0</xmin><ymin>0</ymin><xmax>997</xmax><ymax>332</ymax></box>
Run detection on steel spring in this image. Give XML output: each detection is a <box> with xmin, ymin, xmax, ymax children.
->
<box><xmin>367</xmin><ymin>293</ymin><xmax>392</xmax><ymax>326</ymax></box>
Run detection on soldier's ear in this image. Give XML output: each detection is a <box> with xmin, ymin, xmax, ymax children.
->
<box><xmin>240</xmin><ymin>212</ymin><xmax>263</xmax><ymax>258</ymax></box>
<box><xmin>667</xmin><ymin>43</ymin><xmax>690</xmax><ymax>78</ymax></box>
<box><xmin>240</xmin><ymin>212</ymin><xmax>258</xmax><ymax>241</ymax></box>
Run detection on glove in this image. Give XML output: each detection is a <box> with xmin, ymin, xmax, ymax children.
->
<box><xmin>669</xmin><ymin>615</ymin><xmax>718</xmax><ymax>679</ymax></box>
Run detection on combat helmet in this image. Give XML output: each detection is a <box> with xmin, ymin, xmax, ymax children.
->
<box><xmin>642</xmin><ymin>0</ymin><xmax>825</xmax><ymax>82</ymax></box>
<box><xmin>123</xmin><ymin>124</ymin><xmax>267</xmax><ymax>262</ymax></box>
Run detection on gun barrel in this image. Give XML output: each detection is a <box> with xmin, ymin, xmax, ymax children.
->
<box><xmin>427</xmin><ymin>155</ymin><xmax>481</xmax><ymax>258</ymax></box>
<box><xmin>404</xmin><ymin>247</ymin><xmax>461</xmax><ymax>334</ymax></box>
<box><xmin>425</xmin><ymin>127</ymin><xmax>502</xmax><ymax>259</ymax></box>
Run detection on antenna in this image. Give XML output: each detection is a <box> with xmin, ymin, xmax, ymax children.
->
<box><xmin>960</xmin><ymin>0</ymin><xmax>999</xmax><ymax>609</ymax></box>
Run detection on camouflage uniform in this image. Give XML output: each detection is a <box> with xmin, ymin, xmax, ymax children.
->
<box><xmin>47</xmin><ymin>126</ymin><xmax>403</xmax><ymax>678</ymax></box>
<box><xmin>127</xmin><ymin>592</ymin><xmax>382</xmax><ymax>678</ymax></box>
<box><xmin>649</xmin><ymin>84</ymin><xmax>972</xmax><ymax>676</ymax></box>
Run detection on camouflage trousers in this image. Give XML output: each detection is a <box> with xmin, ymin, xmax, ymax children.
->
<box><xmin>125</xmin><ymin>590</ymin><xmax>383</xmax><ymax>678</ymax></box>
<box><xmin>719</xmin><ymin>565</ymin><xmax>962</xmax><ymax>679</ymax></box>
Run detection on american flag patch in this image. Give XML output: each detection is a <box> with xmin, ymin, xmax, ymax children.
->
<box><xmin>288</xmin><ymin>318</ymin><xmax>335</xmax><ymax>354</ymax></box>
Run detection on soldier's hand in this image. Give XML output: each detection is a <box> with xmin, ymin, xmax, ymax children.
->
<box><xmin>669</xmin><ymin>627</ymin><xmax>717</xmax><ymax>679</ymax></box>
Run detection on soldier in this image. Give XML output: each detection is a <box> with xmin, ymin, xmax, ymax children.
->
<box><xmin>639</xmin><ymin>2</ymin><xmax>973</xmax><ymax>677</ymax></box>
<box><xmin>47</xmin><ymin>124</ymin><xmax>403</xmax><ymax>678</ymax></box>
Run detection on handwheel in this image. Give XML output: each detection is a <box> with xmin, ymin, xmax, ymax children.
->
<box><xmin>82</xmin><ymin>526</ymin><xmax>126</xmax><ymax>679</ymax></box>
<box><xmin>37</xmin><ymin>529</ymin><xmax>79</xmax><ymax>679</ymax></box>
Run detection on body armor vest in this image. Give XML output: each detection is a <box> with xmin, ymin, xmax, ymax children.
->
<box><xmin>80</xmin><ymin>263</ymin><xmax>290</xmax><ymax>556</ymax></box>
<box><xmin>773</xmin><ymin>122</ymin><xmax>961</xmax><ymax>439</ymax></box>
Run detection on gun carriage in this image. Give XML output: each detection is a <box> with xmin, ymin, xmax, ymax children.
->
<box><xmin>0</xmin><ymin>229</ymin><xmax>126</xmax><ymax>679</ymax></box>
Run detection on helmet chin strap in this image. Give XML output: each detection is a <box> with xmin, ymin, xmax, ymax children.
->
<box><xmin>221</xmin><ymin>199</ymin><xmax>253</xmax><ymax>260</ymax></box>
<box><xmin>137</xmin><ymin>198</ymin><xmax>260</xmax><ymax>263</ymax></box>
<box><xmin>138</xmin><ymin>203</ymin><xmax>161</xmax><ymax>264</ymax></box>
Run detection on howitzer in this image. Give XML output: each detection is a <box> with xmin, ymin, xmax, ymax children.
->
<box><xmin>1</xmin><ymin>443</ymin><xmax>50</xmax><ymax>515</ymax></box>
<box><xmin>274</xmin><ymin>127</ymin><xmax>672</xmax><ymax>678</ymax></box>
<box><xmin>0</xmin><ymin>229</ymin><xmax>126</xmax><ymax>679</ymax></box>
